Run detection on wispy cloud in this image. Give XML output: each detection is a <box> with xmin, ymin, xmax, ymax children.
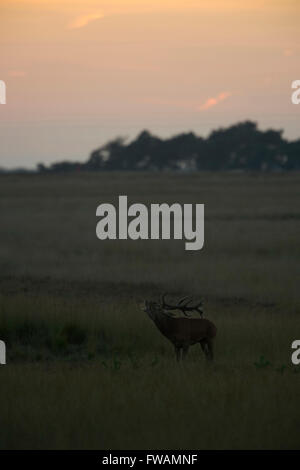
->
<box><xmin>68</xmin><ymin>12</ymin><xmax>105</xmax><ymax>30</ymax></box>
<box><xmin>8</xmin><ymin>70</ymin><xmax>27</xmax><ymax>78</ymax></box>
<box><xmin>283</xmin><ymin>48</ymin><xmax>294</xmax><ymax>56</ymax></box>
<box><xmin>141</xmin><ymin>93</ymin><xmax>232</xmax><ymax>112</ymax></box>
<box><xmin>197</xmin><ymin>91</ymin><xmax>231</xmax><ymax>111</ymax></box>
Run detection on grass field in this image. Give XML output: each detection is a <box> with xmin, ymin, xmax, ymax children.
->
<box><xmin>0</xmin><ymin>172</ymin><xmax>299</xmax><ymax>449</ymax></box>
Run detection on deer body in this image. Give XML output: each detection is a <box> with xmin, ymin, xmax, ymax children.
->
<box><xmin>142</xmin><ymin>299</ymin><xmax>217</xmax><ymax>361</ymax></box>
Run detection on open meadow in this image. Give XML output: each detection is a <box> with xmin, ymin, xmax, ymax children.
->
<box><xmin>0</xmin><ymin>172</ymin><xmax>299</xmax><ymax>449</ymax></box>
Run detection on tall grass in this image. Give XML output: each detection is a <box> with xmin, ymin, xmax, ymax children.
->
<box><xmin>0</xmin><ymin>172</ymin><xmax>299</xmax><ymax>449</ymax></box>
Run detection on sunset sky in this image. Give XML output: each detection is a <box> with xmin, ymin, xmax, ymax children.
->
<box><xmin>0</xmin><ymin>0</ymin><xmax>299</xmax><ymax>168</ymax></box>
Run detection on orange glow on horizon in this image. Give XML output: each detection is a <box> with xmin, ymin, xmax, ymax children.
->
<box><xmin>0</xmin><ymin>0</ymin><xmax>299</xmax><ymax>166</ymax></box>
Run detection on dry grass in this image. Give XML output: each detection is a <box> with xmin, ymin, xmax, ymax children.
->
<box><xmin>0</xmin><ymin>172</ymin><xmax>299</xmax><ymax>449</ymax></box>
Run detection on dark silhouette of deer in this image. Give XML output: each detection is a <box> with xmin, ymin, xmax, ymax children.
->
<box><xmin>141</xmin><ymin>294</ymin><xmax>217</xmax><ymax>361</ymax></box>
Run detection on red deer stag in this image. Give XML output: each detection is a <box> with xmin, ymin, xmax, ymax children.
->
<box><xmin>141</xmin><ymin>294</ymin><xmax>217</xmax><ymax>361</ymax></box>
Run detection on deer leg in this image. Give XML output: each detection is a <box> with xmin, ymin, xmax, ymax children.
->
<box><xmin>200</xmin><ymin>339</ymin><xmax>208</xmax><ymax>357</ymax></box>
<box><xmin>206</xmin><ymin>339</ymin><xmax>214</xmax><ymax>361</ymax></box>
<box><xmin>182</xmin><ymin>345</ymin><xmax>189</xmax><ymax>360</ymax></box>
<box><xmin>175</xmin><ymin>346</ymin><xmax>182</xmax><ymax>362</ymax></box>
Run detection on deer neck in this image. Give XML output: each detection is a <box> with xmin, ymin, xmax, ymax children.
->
<box><xmin>153</xmin><ymin>312</ymin><xmax>170</xmax><ymax>334</ymax></box>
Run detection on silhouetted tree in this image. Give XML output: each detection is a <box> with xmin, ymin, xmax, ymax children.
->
<box><xmin>36</xmin><ymin>121</ymin><xmax>300</xmax><ymax>173</ymax></box>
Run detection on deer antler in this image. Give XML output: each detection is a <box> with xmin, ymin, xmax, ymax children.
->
<box><xmin>161</xmin><ymin>293</ymin><xmax>177</xmax><ymax>310</ymax></box>
<box><xmin>161</xmin><ymin>293</ymin><xmax>203</xmax><ymax>317</ymax></box>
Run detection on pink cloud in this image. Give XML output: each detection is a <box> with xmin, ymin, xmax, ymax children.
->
<box><xmin>68</xmin><ymin>12</ymin><xmax>105</xmax><ymax>30</ymax></box>
<box><xmin>8</xmin><ymin>70</ymin><xmax>27</xmax><ymax>78</ymax></box>
<box><xmin>197</xmin><ymin>91</ymin><xmax>231</xmax><ymax>111</ymax></box>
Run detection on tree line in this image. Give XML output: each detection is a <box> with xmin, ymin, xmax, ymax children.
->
<box><xmin>35</xmin><ymin>121</ymin><xmax>299</xmax><ymax>173</ymax></box>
